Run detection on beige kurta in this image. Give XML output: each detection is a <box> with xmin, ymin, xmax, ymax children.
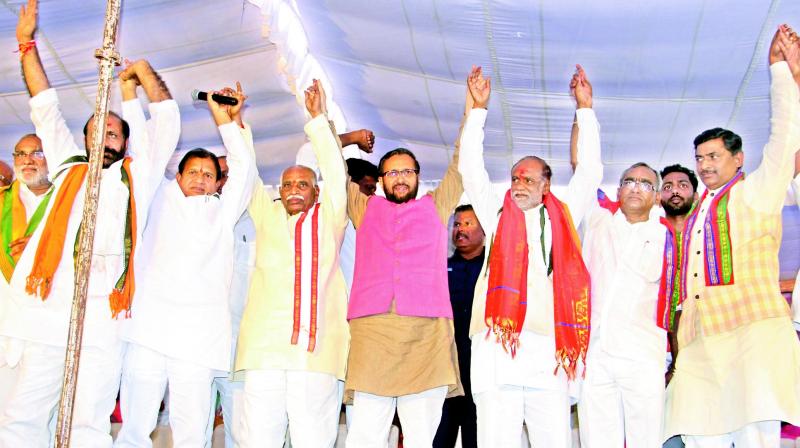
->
<box><xmin>664</xmin><ymin>61</ymin><xmax>800</xmax><ymax>438</ymax></box>
<box><xmin>344</xmin><ymin>125</ymin><xmax>465</xmax><ymax>399</ymax></box>
<box><xmin>235</xmin><ymin>115</ymin><xmax>350</xmax><ymax>380</ymax></box>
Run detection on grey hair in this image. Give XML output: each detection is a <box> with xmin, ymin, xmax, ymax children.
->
<box><xmin>619</xmin><ymin>162</ymin><xmax>661</xmax><ymax>191</ymax></box>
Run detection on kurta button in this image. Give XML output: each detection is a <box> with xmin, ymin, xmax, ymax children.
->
<box><xmin>694</xmin><ymin>294</ymin><xmax>700</xmax><ymax>299</ymax></box>
<box><xmin>693</xmin><ymin>273</ymin><xmax>698</xmax><ymax>277</ymax></box>
<box><xmin>697</xmin><ymin>230</ymin><xmax>701</xmax><ymax>234</ymax></box>
<box><xmin>710</xmin><ymin>192</ymin><xmax>715</xmax><ymax>197</ymax></box>
<box><xmin>696</xmin><ymin>251</ymin><xmax>701</xmax><ymax>255</ymax></box>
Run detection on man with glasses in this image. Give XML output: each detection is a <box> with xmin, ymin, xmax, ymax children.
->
<box><xmin>457</xmin><ymin>64</ymin><xmax>601</xmax><ymax>447</ymax></box>
<box><xmin>663</xmin><ymin>25</ymin><xmax>800</xmax><ymax>447</ymax></box>
<box><xmin>0</xmin><ymin>134</ymin><xmax>51</xmax><ymax>409</ymax></box>
<box><xmin>235</xmin><ymin>80</ymin><xmax>350</xmax><ymax>448</ymax></box>
<box><xmin>344</xmin><ymin>92</ymin><xmax>466</xmax><ymax>447</ymax></box>
<box><xmin>0</xmin><ymin>1</ymin><xmax>180</xmax><ymax>445</ymax></box>
<box><xmin>579</xmin><ymin>162</ymin><xmax>668</xmax><ymax>448</ymax></box>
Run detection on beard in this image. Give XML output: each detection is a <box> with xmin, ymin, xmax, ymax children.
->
<box><xmin>662</xmin><ymin>196</ymin><xmax>693</xmax><ymax>217</ymax></box>
<box><xmin>102</xmin><ymin>147</ymin><xmax>126</xmax><ymax>168</ymax></box>
<box><xmin>385</xmin><ymin>182</ymin><xmax>419</xmax><ymax>204</ymax></box>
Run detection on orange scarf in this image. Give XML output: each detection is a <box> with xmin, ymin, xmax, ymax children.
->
<box><xmin>25</xmin><ymin>158</ymin><xmax>137</xmax><ymax>318</ymax></box>
<box><xmin>486</xmin><ymin>190</ymin><xmax>591</xmax><ymax>380</ymax></box>
<box><xmin>25</xmin><ymin>164</ymin><xmax>87</xmax><ymax>299</ymax></box>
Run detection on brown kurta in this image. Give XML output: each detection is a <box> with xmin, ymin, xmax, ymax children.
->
<box><xmin>344</xmin><ymin>119</ymin><xmax>466</xmax><ymax>400</ymax></box>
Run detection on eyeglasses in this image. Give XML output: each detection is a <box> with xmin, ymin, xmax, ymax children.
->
<box><xmin>381</xmin><ymin>168</ymin><xmax>418</xmax><ymax>179</ymax></box>
<box><xmin>12</xmin><ymin>150</ymin><xmax>45</xmax><ymax>160</ymax></box>
<box><xmin>620</xmin><ymin>179</ymin><xmax>655</xmax><ymax>192</ymax></box>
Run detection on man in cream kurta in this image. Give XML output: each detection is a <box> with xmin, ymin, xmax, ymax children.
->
<box><xmin>793</xmin><ymin>151</ymin><xmax>800</xmax><ymax>331</ymax></box>
<box><xmin>579</xmin><ymin>162</ymin><xmax>667</xmax><ymax>448</ymax></box>
<box><xmin>115</xmin><ymin>90</ymin><xmax>254</xmax><ymax>447</ymax></box>
<box><xmin>664</xmin><ymin>27</ymin><xmax>800</xmax><ymax>447</ymax></box>
<box><xmin>235</xmin><ymin>80</ymin><xmax>349</xmax><ymax>448</ymax></box>
<box><xmin>0</xmin><ymin>134</ymin><xmax>52</xmax><ymax>410</ymax></box>
<box><xmin>458</xmin><ymin>66</ymin><xmax>602</xmax><ymax>447</ymax></box>
<box><xmin>0</xmin><ymin>5</ymin><xmax>180</xmax><ymax>445</ymax></box>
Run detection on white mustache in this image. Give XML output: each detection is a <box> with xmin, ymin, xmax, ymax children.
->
<box><xmin>287</xmin><ymin>194</ymin><xmax>304</xmax><ymax>201</ymax></box>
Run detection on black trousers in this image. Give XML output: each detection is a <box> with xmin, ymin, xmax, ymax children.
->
<box><xmin>433</xmin><ymin>395</ymin><xmax>477</xmax><ymax>448</ymax></box>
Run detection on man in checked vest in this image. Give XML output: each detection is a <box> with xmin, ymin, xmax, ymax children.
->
<box><xmin>663</xmin><ymin>25</ymin><xmax>800</xmax><ymax>447</ymax></box>
<box><xmin>0</xmin><ymin>1</ymin><xmax>180</xmax><ymax>446</ymax></box>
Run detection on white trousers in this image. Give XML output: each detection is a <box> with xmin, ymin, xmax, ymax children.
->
<box><xmin>239</xmin><ymin>369</ymin><xmax>340</xmax><ymax>448</ymax></box>
<box><xmin>204</xmin><ymin>375</ymin><xmax>244</xmax><ymax>448</ymax></box>
<box><xmin>682</xmin><ymin>420</ymin><xmax>780</xmax><ymax>447</ymax></box>
<box><xmin>578</xmin><ymin>353</ymin><xmax>665</xmax><ymax>448</ymax></box>
<box><xmin>0</xmin><ymin>339</ymin><xmax>123</xmax><ymax>448</ymax></box>
<box><xmin>115</xmin><ymin>343</ymin><xmax>215</xmax><ymax>448</ymax></box>
<box><xmin>346</xmin><ymin>386</ymin><xmax>448</xmax><ymax>448</ymax></box>
<box><xmin>473</xmin><ymin>383</ymin><xmax>572</xmax><ymax>448</ymax></box>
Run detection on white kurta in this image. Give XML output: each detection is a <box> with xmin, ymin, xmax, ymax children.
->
<box><xmin>0</xmin><ymin>183</ymin><xmax>52</xmax><ymax>407</ymax></box>
<box><xmin>457</xmin><ymin>107</ymin><xmax>602</xmax><ymax>447</ymax></box>
<box><xmin>0</xmin><ymin>88</ymin><xmax>180</xmax><ymax>350</ymax></box>
<box><xmin>121</xmin><ymin>122</ymin><xmax>254</xmax><ymax>372</ymax></box>
<box><xmin>0</xmin><ymin>88</ymin><xmax>179</xmax><ymax>448</ymax></box>
<box><xmin>580</xmin><ymin>204</ymin><xmax>667</xmax><ymax>448</ymax></box>
<box><xmin>458</xmin><ymin>107</ymin><xmax>602</xmax><ymax>395</ymax></box>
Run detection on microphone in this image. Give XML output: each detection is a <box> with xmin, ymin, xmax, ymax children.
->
<box><xmin>191</xmin><ymin>89</ymin><xmax>239</xmax><ymax>106</ymax></box>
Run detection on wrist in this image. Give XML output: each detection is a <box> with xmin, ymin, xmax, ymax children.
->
<box><xmin>17</xmin><ymin>36</ymin><xmax>34</xmax><ymax>44</ymax></box>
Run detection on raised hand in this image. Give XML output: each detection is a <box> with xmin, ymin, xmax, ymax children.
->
<box><xmin>570</xmin><ymin>64</ymin><xmax>593</xmax><ymax>109</ymax></box>
<box><xmin>17</xmin><ymin>0</ymin><xmax>37</xmax><ymax>43</ymax></box>
<box><xmin>779</xmin><ymin>25</ymin><xmax>800</xmax><ymax>87</ymax></box>
<box><xmin>340</xmin><ymin>129</ymin><xmax>375</xmax><ymax>153</ymax></box>
<box><xmin>769</xmin><ymin>24</ymin><xmax>790</xmax><ymax>66</ymax></box>
<box><xmin>207</xmin><ymin>90</ymin><xmax>232</xmax><ymax>126</ymax></box>
<box><xmin>467</xmin><ymin>65</ymin><xmax>491</xmax><ymax>109</ymax></box>
<box><xmin>219</xmin><ymin>81</ymin><xmax>248</xmax><ymax>127</ymax></box>
<box><xmin>305</xmin><ymin>79</ymin><xmax>325</xmax><ymax>118</ymax></box>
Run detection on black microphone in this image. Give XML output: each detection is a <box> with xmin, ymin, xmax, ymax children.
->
<box><xmin>191</xmin><ymin>89</ymin><xmax>239</xmax><ymax>106</ymax></box>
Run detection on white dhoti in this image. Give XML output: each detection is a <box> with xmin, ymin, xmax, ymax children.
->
<box><xmin>0</xmin><ymin>339</ymin><xmax>123</xmax><ymax>448</ymax></box>
<box><xmin>346</xmin><ymin>386</ymin><xmax>447</xmax><ymax>448</ymax></box>
<box><xmin>239</xmin><ymin>369</ymin><xmax>340</xmax><ymax>448</ymax></box>
<box><xmin>470</xmin><ymin>330</ymin><xmax>575</xmax><ymax>448</ymax></box>
<box><xmin>115</xmin><ymin>343</ymin><xmax>215</xmax><ymax>448</ymax></box>
<box><xmin>578</xmin><ymin>351</ymin><xmax>665</xmax><ymax>448</ymax></box>
<box><xmin>665</xmin><ymin>317</ymin><xmax>800</xmax><ymax>444</ymax></box>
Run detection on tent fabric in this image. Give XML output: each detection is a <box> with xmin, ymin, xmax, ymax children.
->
<box><xmin>0</xmin><ymin>0</ymin><xmax>798</xmax><ymax>274</ymax></box>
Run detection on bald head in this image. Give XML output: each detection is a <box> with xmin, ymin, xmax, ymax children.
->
<box><xmin>0</xmin><ymin>160</ymin><xmax>11</xmax><ymax>187</ymax></box>
<box><xmin>279</xmin><ymin>165</ymin><xmax>319</xmax><ymax>215</ymax></box>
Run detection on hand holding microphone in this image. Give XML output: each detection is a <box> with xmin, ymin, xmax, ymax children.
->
<box><xmin>191</xmin><ymin>89</ymin><xmax>239</xmax><ymax>106</ymax></box>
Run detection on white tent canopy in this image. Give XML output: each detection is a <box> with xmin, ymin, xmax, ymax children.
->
<box><xmin>0</xmin><ymin>0</ymin><xmax>798</xmax><ymax>274</ymax></box>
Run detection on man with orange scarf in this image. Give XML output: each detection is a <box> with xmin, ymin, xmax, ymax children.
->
<box><xmin>0</xmin><ymin>1</ymin><xmax>180</xmax><ymax>446</ymax></box>
<box><xmin>664</xmin><ymin>26</ymin><xmax>800</xmax><ymax>447</ymax></box>
<box><xmin>458</xmin><ymin>65</ymin><xmax>601</xmax><ymax>447</ymax></box>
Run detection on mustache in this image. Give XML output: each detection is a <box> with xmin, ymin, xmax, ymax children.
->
<box><xmin>286</xmin><ymin>194</ymin><xmax>304</xmax><ymax>201</ymax></box>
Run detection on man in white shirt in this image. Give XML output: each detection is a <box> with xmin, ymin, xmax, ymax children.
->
<box><xmin>0</xmin><ymin>1</ymin><xmax>180</xmax><ymax>446</ymax></box>
<box><xmin>115</xmin><ymin>87</ymin><xmax>254</xmax><ymax>447</ymax></box>
<box><xmin>458</xmin><ymin>65</ymin><xmax>602</xmax><ymax>447</ymax></box>
<box><xmin>0</xmin><ymin>134</ymin><xmax>52</xmax><ymax>409</ymax></box>
<box><xmin>579</xmin><ymin>161</ymin><xmax>667</xmax><ymax>448</ymax></box>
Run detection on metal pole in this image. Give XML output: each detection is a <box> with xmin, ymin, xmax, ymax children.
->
<box><xmin>54</xmin><ymin>0</ymin><xmax>122</xmax><ymax>446</ymax></box>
